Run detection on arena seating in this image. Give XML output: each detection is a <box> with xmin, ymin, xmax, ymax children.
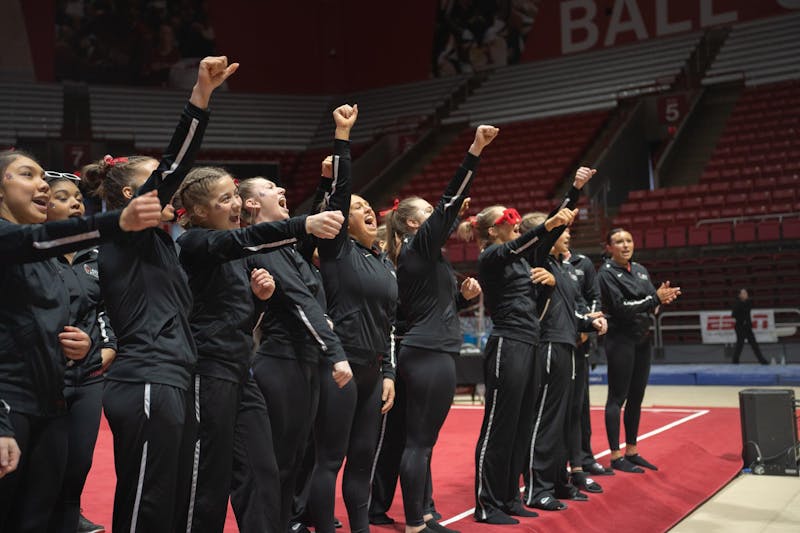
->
<box><xmin>0</xmin><ymin>81</ymin><xmax>63</xmax><ymax>147</ymax></box>
<box><xmin>394</xmin><ymin>110</ymin><xmax>607</xmax><ymax>263</ymax></box>
<box><xmin>89</xmin><ymin>85</ymin><xmax>331</xmax><ymax>151</ymax></box>
<box><xmin>611</xmin><ymin>80</ymin><xmax>800</xmax><ymax>248</ymax></box>
<box><xmin>646</xmin><ymin>250</ymin><xmax>800</xmax><ymax>342</ymax></box>
<box><xmin>457</xmin><ymin>32</ymin><xmax>700</xmax><ymax>125</ymax></box>
<box><xmin>309</xmin><ymin>75</ymin><xmax>470</xmax><ymax>146</ymax></box>
<box><xmin>703</xmin><ymin>12</ymin><xmax>800</xmax><ymax>87</ymax></box>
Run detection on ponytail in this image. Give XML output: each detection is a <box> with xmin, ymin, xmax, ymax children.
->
<box><xmin>382</xmin><ymin>196</ymin><xmax>422</xmax><ymax>265</ymax></box>
<box><xmin>82</xmin><ymin>155</ymin><xmax>156</xmax><ymax>210</ymax></box>
<box><xmin>457</xmin><ymin>205</ymin><xmax>503</xmax><ymax>249</ymax></box>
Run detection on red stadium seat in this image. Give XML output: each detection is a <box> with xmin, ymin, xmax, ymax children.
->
<box><xmin>733</xmin><ymin>222</ymin><xmax>757</xmax><ymax>243</ymax></box>
<box><xmin>783</xmin><ymin>218</ymin><xmax>800</xmax><ymax>240</ymax></box>
<box><xmin>709</xmin><ymin>223</ymin><xmax>732</xmax><ymax>245</ymax></box>
<box><xmin>688</xmin><ymin>226</ymin><xmax>709</xmax><ymax>246</ymax></box>
<box><xmin>644</xmin><ymin>228</ymin><xmax>665</xmax><ymax>249</ymax></box>
<box><xmin>757</xmin><ymin>220</ymin><xmax>781</xmax><ymax>241</ymax></box>
<box><xmin>666</xmin><ymin>227</ymin><xmax>687</xmax><ymax>247</ymax></box>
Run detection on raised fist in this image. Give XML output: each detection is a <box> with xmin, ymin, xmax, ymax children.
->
<box><xmin>470</xmin><ymin>125</ymin><xmax>499</xmax><ymax>155</ymax></box>
<box><xmin>321</xmin><ymin>156</ymin><xmax>333</xmax><ymax>179</ymax></box>
<box><xmin>333</xmin><ymin>104</ymin><xmax>359</xmax><ymax>130</ymax></box>
<box><xmin>573</xmin><ymin>166</ymin><xmax>597</xmax><ymax>190</ymax></box>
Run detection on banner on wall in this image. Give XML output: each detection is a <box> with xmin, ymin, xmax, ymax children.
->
<box><xmin>699</xmin><ymin>309</ymin><xmax>778</xmax><ymax>344</ymax></box>
<box><xmin>521</xmin><ymin>0</ymin><xmax>800</xmax><ymax>62</ymax></box>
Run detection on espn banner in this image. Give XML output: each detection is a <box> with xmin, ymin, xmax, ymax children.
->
<box><xmin>699</xmin><ymin>310</ymin><xmax>777</xmax><ymax>344</ymax></box>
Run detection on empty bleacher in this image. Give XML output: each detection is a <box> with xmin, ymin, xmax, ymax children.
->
<box><xmin>703</xmin><ymin>12</ymin><xmax>800</xmax><ymax>87</ymax></box>
<box><xmin>612</xmin><ymin>80</ymin><xmax>800</xmax><ymax>248</ymax></box>
<box><xmin>310</xmin><ymin>75</ymin><xmax>470</xmax><ymax>146</ymax></box>
<box><xmin>457</xmin><ymin>32</ymin><xmax>700</xmax><ymax>126</ymax></box>
<box><xmin>89</xmin><ymin>85</ymin><xmax>331</xmax><ymax>152</ymax></box>
<box><xmin>0</xmin><ymin>82</ymin><xmax>63</xmax><ymax>147</ymax></box>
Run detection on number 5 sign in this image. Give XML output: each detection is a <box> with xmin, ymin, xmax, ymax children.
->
<box><xmin>658</xmin><ymin>94</ymin><xmax>688</xmax><ymax>124</ymax></box>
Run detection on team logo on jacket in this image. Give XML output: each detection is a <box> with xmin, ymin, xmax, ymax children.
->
<box><xmin>574</xmin><ymin>268</ymin><xmax>584</xmax><ymax>277</ymax></box>
<box><xmin>569</xmin><ymin>272</ymin><xmax>579</xmax><ymax>282</ymax></box>
<box><xmin>84</xmin><ymin>264</ymin><xmax>100</xmax><ymax>280</ymax></box>
<box><xmin>636</xmin><ymin>272</ymin><xmax>649</xmax><ymax>281</ymax></box>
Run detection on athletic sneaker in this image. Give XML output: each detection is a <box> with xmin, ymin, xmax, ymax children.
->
<box><xmin>583</xmin><ymin>461</ymin><xmax>614</xmax><ymax>476</ymax></box>
<box><xmin>77</xmin><ymin>513</ymin><xmax>105</xmax><ymax>533</ymax></box>
<box><xmin>334</xmin><ymin>517</ymin><xmax>342</xmax><ymax>528</ymax></box>
<box><xmin>288</xmin><ymin>521</ymin><xmax>311</xmax><ymax>533</ymax></box>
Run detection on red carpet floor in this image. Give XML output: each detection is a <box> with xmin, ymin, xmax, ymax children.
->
<box><xmin>81</xmin><ymin>405</ymin><xmax>743</xmax><ymax>532</ymax></box>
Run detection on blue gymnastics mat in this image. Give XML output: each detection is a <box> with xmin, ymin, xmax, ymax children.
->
<box><xmin>588</xmin><ymin>364</ymin><xmax>800</xmax><ymax>386</ymax></box>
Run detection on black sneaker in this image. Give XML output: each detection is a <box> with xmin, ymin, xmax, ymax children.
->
<box><xmin>77</xmin><ymin>513</ymin><xmax>105</xmax><ymax>533</ymax></box>
<box><xmin>334</xmin><ymin>517</ymin><xmax>342</xmax><ymax>528</ymax></box>
<box><xmin>555</xmin><ymin>485</ymin><xmax>589</xmax><ymax>501</ymax></box>
<box><xmin>425</xmin><ymin>519</ymin><xmax>460</xmax><ymax>533</ymax></box>
<box><xmin>625</xmin><ymin>454</ymin><xmax>658</xmax><ymax>471</ymax></box>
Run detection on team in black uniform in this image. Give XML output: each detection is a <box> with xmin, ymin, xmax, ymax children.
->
<box><xmin>0</xmin><ymin>57</ymin><xmax>695</xmax><ymax>532</ymax></box>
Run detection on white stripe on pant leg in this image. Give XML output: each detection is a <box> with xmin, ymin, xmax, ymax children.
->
<box><xmin>367</xmin><ymin>412</ymin><xmax>389</xmax><ymax>508</ymax></box>
<box><xmin>477</xmin><ymin>337</ymin><xmax>502</xmax><ymax>519</ymax></box>
<box><xmin>526</xmin><ymin>344</ymin><xmax>551</xmax><ymax>506</ymax></box>
<box><xmin>131</xmin><ymin>383</ymin><xmax>151</xmax><ymax>533</ymax></box>
<box><xmin>186</xmin><ymin>376</ymin><xmax>202</xmax><ymax>533</ymax></box>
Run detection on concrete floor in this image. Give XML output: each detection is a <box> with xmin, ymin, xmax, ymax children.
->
<box><xmin>587</xmin><ymin>385</ymin><xmax>800</xmax><ymax>532</ymax></box>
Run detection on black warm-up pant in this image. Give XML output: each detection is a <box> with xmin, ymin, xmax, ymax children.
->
<box><xmin>251</xmin><ymin>355</ymin><xmax>319</xmax><ymax>531</ymax></box>
<box><xmin>308</xmin><ymin>360</ymin><xmax>383</xmax><ymax>533</ymax></box>
<box><xmin>525</xmin><ymin>342</ymin><xmax>575</xmax><ymax>504</ymax></box>
<box><xmin>0</xmin><ymin>411</ymin><xmax>69</xmax><ymax>532</ymax></box>
<box><xmin>230</xmin><ymin>375</ymin><xmax>281</xmax><ymax>533</ymax></box>
<box><xmin>50</xmin><ymin>380</ymin><xmax>104</xmax><ymax>533</ymax></box>
<box><xmin>474</xmin><ymin>336</ymin><xmax>537</xmax><ymax>521</ymax></box>
<box><xmin>102</xmin><ymin>380</ymin><xmax>197</xmax><ymax>533</ymax></box>
<box><xmin>397</xmin><ymin>345</ymin><xmax>456</xmax><ymax>527</ymax></box>
<box><xmin>369</xmin><ymin>376</ymin><xmax>437</xmax><ymax>519</ymax></box>
<box><xmin>733</xmin><ymin>327</ymin><xmax>767</xmax><ymax>364</ymax></box>
<box><xmin>188</xmin><ymin>373</ymin><xmax>280</xmax><ymax>533</ymax></box>
<box><xmin>604</xmin><ymin>333</ymin><xmax>651</xmax><ymax>451</ymax></box>
<box><xmin>569</xmin><ymin>343</ymin><xmax>596</xmax><ymax>468</ymax></box>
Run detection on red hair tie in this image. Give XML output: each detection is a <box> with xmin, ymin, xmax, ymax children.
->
<box><xmin>175</xmin><ymin>208</ymin><xmax>187</xmax><ymax>218</ymax></box>
<box><xmin>103</xmin><ymin>154</ymin><xmax>129</xmax><ymax>167</ymax></box>
<box><xmin>379</xmin><ymin>197</ymin><xmax>400</xmax><ymax>217</ymax></box>
<box><xmin>233</xmin><ymin>178</ymin><xmax>240</xmax><ymax>187</ymax></box>
<box><xmin>468</xmin><ymin>215</ymin><xmax>478</xmax><ymax>228</ymax></box>
<box><xmin>494</xmin><ymin>208</ymin><xmax>521</xmax><ymax>226</ymax></box>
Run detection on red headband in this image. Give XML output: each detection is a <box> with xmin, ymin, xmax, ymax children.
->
<box><xmin>494</xmin><ymin>208</ymin><xmax>521</xmax><ymax>226</ymax></box>
<box><xmin>379</xmin><ymin>198</ymin><xmax>400</xmax><ymax>217</ymax></box>
<box><xmin>103</xmin><ymin>154</ymin><xmax>129</xmax><ymax>167</ymax></box>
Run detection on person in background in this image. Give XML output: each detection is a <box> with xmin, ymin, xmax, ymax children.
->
<box><xmin>731</xmin><ymin>289</ymin><xmax>769</xmax><ymax>365</ymax></box>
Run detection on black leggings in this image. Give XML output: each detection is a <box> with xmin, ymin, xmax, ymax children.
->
<box><xmin>251</xmin><ymin>356</ymin><xmax>319</xmax><ymax>530</ymax></box>
<box><xmin>308</xmin><ymin>361</ymin><xmax>382</xmax><ymax>533</ymax></box>
<box><xmin>568</xmin><ymin>345</ymin><xmax>595</xmax><ymax>467</ymax></box>
<box><xmin>0</xmin><ymin>412</ymin><xmax>69</xmax><ymax>532</ymax></box>
<box><xmin>51</xmin><ymin>380</ymin><xmax>104</xmax><ymax>533</ymax></box>
<box><xmin>604</xmin><ymin>333</ymin><xmax>652</xmax><ymax>450</ymax></box>
<box><xmin>397</xmin><ymin>346</ymin><xmax>456</xmax><ymax>527</ymax></box>
<box><xmin>369</xmin><ymin>377</ymin><xmax>437</xmax><ymax>518</ymax></box>
<box><xmin>733</xmin><ymin>327</ymin><xmax>767</xmax><ymax>364</ymax></box>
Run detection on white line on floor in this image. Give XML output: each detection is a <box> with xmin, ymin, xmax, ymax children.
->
<box><xmin>439</xmin><ymin>409</ymin><xmax>710</xmax><ymax>526</ymax></box>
